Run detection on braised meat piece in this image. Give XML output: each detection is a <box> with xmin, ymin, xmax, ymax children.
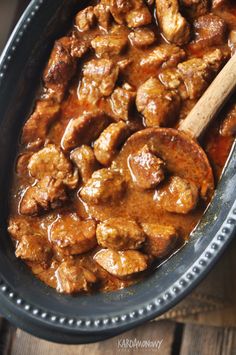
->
<box><xmin>203</xmin><ymin>49</ymin><xmax>226</xmax><ymax>71</ymax></box>
<box><xmin>28</xmin><ymin>145</ymin><xmax>78</xmax><ymax>188</ymax></box>
<box><xmin>80</xmin><ymin>168</ymin><xmax>126</xmax><ymax>204</ymax></box>
<box><xmin>20</xmin><ymin>177</ymin><xmax>68</xmax><ymax>216</ymax></box>
<box><xmin>70</xmin><ymin>145</ymin><xmax>98</xmax><ymax>183</ymax></box>
<box><xmin>142</xmin><ymin>223</ymin><xmax>178</xmax><ymax>258</ymax></box>
<box><xmin>49</xmin><ymin>214</ymin><xmax>97</xmax><ymax>255</ymax></box>
<box><xmin>20</xmin><ymin>145</ymin><xmax>78</xmax><ymax>215</ymax></box>
<box><xmin>177</xmin><ymin>49</ymin><xmax>224</xmax><ymax>99</ymax></box>
<box><xmin>15</xmin><ymin>234</ymin><xmax>52</xmax><ymax>266</ymax></box>
<box><xmin>75</xmin><ymin>6</ymin><xmax>96</xmax><ymax>32</ymax></box>
<box><xmin>105</xmin><ymin>0</ymin><xmax>152</xmax><ymax>28</ymax></box>
<box><xmin>140</xmin><ymin>44</ymin><xmax>186</xmax><ymax>70</ymax></box>
<box><xmin>61</xmin><ymin>112</ymin><xmax>111</xmax><ymax>151</ymax></box>
<box><xmin>136</xmin><ymin>77</ymin><xmax>181</xmax><ymax>127</ymax></box>
<box><xmin>78</xmin><ymin>59</ymin><xmax>119</xmax><ymax>105</ymax></box>
<box><xmin>94</xmin><ymin>121</ymin><xmax>130</xmax><ymax>165</ymax></box>
<box><xmin>212</xmin><ymin>0</ymin><xmax>228</xmax><ymax>9</ymax></box>
<box><xmin>158</xmin><ymin>68</ymin><xmax>187</xmax><ymax>99</ymax></box>
<box><xmin>55</xmin><ymin>260</ymin><xmax>97</xmax><ymax>294</ymax></box>
<box><xmin>118</xmin><ymin>58</ymin><xmax>133</xmax><ymax>71</ymax></box>
<box><xmin>128</xmin><ymin>145</ymin><xmax>165</xmax><ymax>189</ymax></box>
<box><xmin>91</xmin><ymin>33</ymin><xmax>128</xmax><ymax>58</ymax></box>
<box><xmin>129</xmin><ymin>28</ymin><xmax>156</xmax><ymax>48</ymax></box>
<box><xmin>69</xmin><ymin>34</ymin><xmax>90</xmax><ymax>59</ymax></box>
<box><xmin>97</xmin><ymin>217</ymin><xmax>145</xmax><ymax>250</ymax></box>
<box><xmin>220</xmin><ymin>103</ymin><xmax>236</xmax><ymax>137</ymax></box>
<box><xmin>229</xmin><ymin>30</ymin><xmax>236</xmax><ymax>55</ymax></box>
<box><xmin>154</xmin><ymin>176</ymin><xmax>199</xmax><ymax>214</ymax></box>
<box><xmin>110</xmin><ymin>83</ymin><xmax>136</xmax><ymax>121</ymax></box>
<box><xmin>8</xmin><ymin>217</ymin><xmax>38</xmax><ymax>241</ymax></box>
<box><xmin>180</xmin><ymin>0</ymin><xmax>209</xmax><ymax>19</ymax></box>
<box><xmin>21</xmin><ymin>100</ymin><xmax>60</xmax><ymax>147</ymax></box>
<box><xmin>156</xmin><ymin>0</ymin><xmax>190</xmax><ymax>45</ymax></box>
<box><xmin>94</xmin><ymin>249</ymin><xmax>148</xmax><ymax>277</ymax></box>
<box><xmin>178</xmin><ymin>58</ymin><xmax>211</xmax><ymax>100</ymax></box>
<box><xmin>191</xmin><ymin>14</ymin><xmax>227</xmax><ymax>50</ymax></box>
<box><xmin>94</xmin><ymin>3</ymin><xmax>112</xmax><ymax>30</ymax></box>
<box><xmin>16</xmin><ymin>152</ymin><xmax>32</xmax><ymax>177</ymax></box>
<box><xmin>43</xmin><ymin>37</ymin><xmax>77</xmax><ymax>93</ymax></box>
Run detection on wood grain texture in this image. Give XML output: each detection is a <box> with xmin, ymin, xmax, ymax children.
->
<box><xmin>10</xmin><ymin>321</ymin><xmax>176</xmax><ymax>355</ymax></box>
<box><xmin>179</xmin><ymin>54</ymin><xmax>236</xmax><ymax>138</ymax></box>
<box><xmin>0</xmin><ymin>319</ymin><xmax>15</xmax><ymax>355</ymax></box>
<box><xmin>180</xmin><ymin>324</ymin><xmax>236</xmax><ymax>355</ymax></box>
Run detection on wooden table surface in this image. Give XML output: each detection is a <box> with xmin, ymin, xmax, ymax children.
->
<box><xmin>0</xmin><ymin>1</ymin><xmax>236</xmax><ymax>354</ymax></box>
<box><xmin>0</xmin><ymin>318</ymin><xmax>236</xmax><ymax>354</ymax></box>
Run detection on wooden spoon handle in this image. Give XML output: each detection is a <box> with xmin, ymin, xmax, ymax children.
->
<box><xmin>179</xmin><ymin>53</ymin><xmax>236</xmax><ymax>139</ymax></box>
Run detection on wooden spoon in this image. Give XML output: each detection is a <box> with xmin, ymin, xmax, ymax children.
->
<box><xmin>115</xmin><ymin>54</ymin><xmax>236</xmax><ymax>199</ymax></box>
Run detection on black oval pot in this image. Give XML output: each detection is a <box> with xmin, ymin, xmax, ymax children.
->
<box><xmin>0</xmin><ymin>0</ymin><xmax>235</xmax><ymax>345</ymax></box>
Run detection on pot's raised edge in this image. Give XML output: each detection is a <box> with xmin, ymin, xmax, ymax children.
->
<box><xmin>0</xmin><ymin>0</ymin><xmax>235</xmax><ymax>344</ymax></box>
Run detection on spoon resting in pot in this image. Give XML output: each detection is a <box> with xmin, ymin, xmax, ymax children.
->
<box><xmin>116</xmin><ymin>53</ymin><xmax>236</xmax><ymax>200</ymax></box>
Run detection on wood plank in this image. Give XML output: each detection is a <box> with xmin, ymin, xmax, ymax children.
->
<box><xmin>180</xmin><ymin>324</ymin><xmax>236</xmax><ymax>355</ymax></box>
<box><xmin>0</xmin><ymin>319</ymin><xmax>15</xmax><ymax>355</ymax></box>
<box><xmin>10</xmin><ymin>320</ymin><xmax>176</xmax><ymax>355</ymax></box>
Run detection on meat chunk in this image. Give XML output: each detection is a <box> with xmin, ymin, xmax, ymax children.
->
<box><xmin>69</xmin><ymin>34</ymin><xmax>90</xmax><ymax>59</ymax></box>
<box><xmin>212</xmin><ymin>0</ymin><xmax>228</xmax><ymax>9</ymax></box>
<box><xmin>229</xmin><ymin>30</ymin><xmax>236</xmax><ymax>55</ymax></box>
<box><xmin>142</xmin><ymin>223</ymin><xmax>178</xmax><ymax>258</ymax></box>
<box><xmin>154</xmin><ymin>176</ymin><xmax>199</xmax><ymax>214</ymax></box>
<box><xmin>106</xmin><ymin>0</ymin><xmax>152</xmax><ymax>28</ymax></box>
<box><xmin>156</xmin><ymin>0</ymin><xmax>190</xmax><ymax>45</ymax></box>
<box><xmin>8</xmin><ymin>217</ymin><xmax>37</xmax><ymax>241</ymax></box>
<box><xmin>43</xmin><ymin>37</ymin><xmax>76</xmax><ymax>92</ymax></box>
<box><xmin>91</xmin><ymin>34</ymin><xmax>128</xmax><ymax>58</ymax></box>
<box><xmin>21</xmin><ymin>100</ymin><xmax>60</xmax><ymax>147</ymax></box>
<box><xmin>136</xmin><ymin>77</ymin><xmax>181</xmax><ymax>127</ymax></box>
<box><xmin>28</xmin><ymin>145</ymin><xmax>78</xmax><ymax>188</ymax></box>
<box><xmin>178</xmin><ymin>58</ymin><xmax>210</xmax><ymax>100</ymax></box>
<box><xmin>180</xmin><ymin>0</ymin><xmax>209</xmax><ymax>19</ymax></box>
<box><xmin>140</xmin><ymin>44</ymin><xmax>186</xmax><ymax>70</ymax></box>
<box><xmin>128</xmin><ymin>145</ymin><xmax>165</xmax><ymax>189</ymax></box>
<box><xmin>61</xmin><ymin>112</ymin><xmax>111</xmax><ymax>151</ymax></box>
<box><xmin>129</xmin><ymin>28</ymin><xmax>156</xmax><ymax>48</ymax></box>
<box><xmin>80</xmin><ymin>168</ymin><xmax>126</xmax><ymax>204</ymax></box>
<box><xmin>70</xmin><ymin>145</ymin><xmax>98</xmax><ymax>183</ymax></box>
<box><xmin>110</xmin><ymin>83</ymin><xmax>136</xmax><ymax>121</ymax></box>
<box><xmin>49</xmin><ymin>214</ymin><xmax>97</xmax><ymax>255</ymax></box>
<box><xmin>177</xmin><ymin>49</ymin><xmax>224</xmax><ymax>99</ymax></box>
<box><xmin>20</xmin><ymin>145</ymin><xmax>78</xmax><ymax>215</ymax></box>
<box><xmin>75</xmin><ymin>6</ymin><xmax>95</xmax><ymax>32</ymax></box>
<box><xmin>94</xmin><ymin>122</ymin><xmax>130</xmax><ymax>165</ymax></box>
<box><xmin>159</xmin><ymin>68</ymin><xmax>187</xmax><ymax>99</ymax></box>
<box><xmin>94</xmin><ymin>3</ymin><xmax>112</xmax><ymax>30</ymax></box>
<box><xmin>191</xmin><ymin>14</ymin><xmax>227</xmax><ymax>50</ymax></box>
<box><xmin>15</xmin><ymin>234</ymin><xmax>52</xmax><ymax>266</ymax></box>
<box><xmin>78</xmin><ymin>59</ymin><xmax>119</xmax><ymax>105</ymax></box>
<box><xmin>16</xmin><ymin>152</ymin><xmax>32</xmax><ymax>177</ymax></box>
<box><xmin>55</xmin><ymin>260</ymin><xmax>97</xmax><ymax>294</ymax></box>
<box><xmin>118</xmin><ymin>58</ymin><xmax>133</xmax><ymax>71</ymax></box>
<box><xmin>220</xmin><ymin>103</ymin><xmax>236</xmax><ymax>137</ymax></box>
<box><xmin>97</xmin><ymin>218</ymin><xmax>145</xmax><ymax>250</ymax></box>
<box><xmin>94</xmin><ymin>249</ymin><xmax>148</xmax><ymax>277</ymax></box>
<box><xmin>20</xmin><ymin>177</ymin><xmax>68</xmax><ymax>216</ymax></box>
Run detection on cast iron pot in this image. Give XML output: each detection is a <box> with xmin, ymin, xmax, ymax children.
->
<box><xmin>0</xmin><ymin>0</ymin><xmax>235</xmax><ymax>344</ymax></box>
